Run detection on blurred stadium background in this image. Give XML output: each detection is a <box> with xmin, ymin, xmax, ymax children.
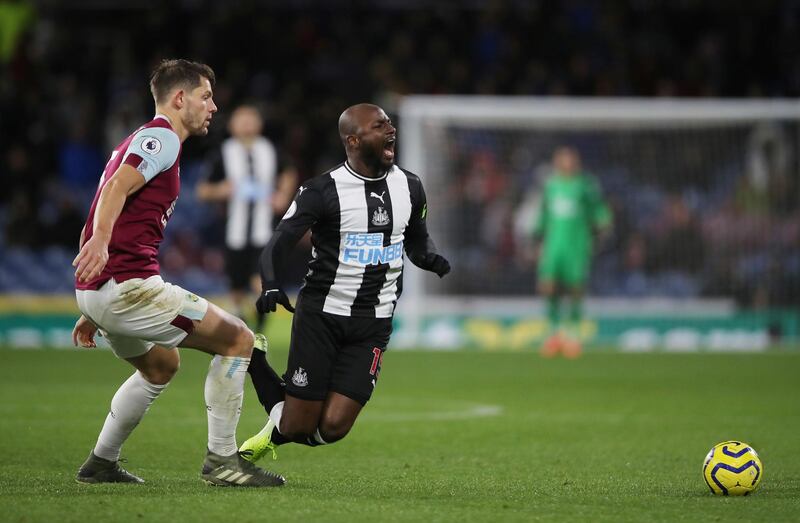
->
<box><xmin>1</xmin><ymin>0</ymin><xmax>798</xmax><ymax>352</ymax></box>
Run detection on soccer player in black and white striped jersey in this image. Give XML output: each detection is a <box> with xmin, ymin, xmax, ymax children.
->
<box><xmin>240</xmin><ymin>104</ymin><xmax>450</xmax><ymax>462</ymax></box>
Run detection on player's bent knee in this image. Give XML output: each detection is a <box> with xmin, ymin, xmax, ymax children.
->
<box><xmin>318</xmin><ymin>414</ymin><xmax>355</xmax><ymax>443</ymax></box>
<box><xmin>234</xmin><ymin>324</ymin><xmax>254</xmax><ymax>357</ymax></box>
<box><xmin>140</xmin><ymin>359</ymin><xmax>179</xmax><ymax>385</ymax></box>
<box><xmin>142</xmin><ymin>368</ymin><xmax>176</xmax><ymax>385</ymax></box>
<box><xmin>219</xmin><ymin>317</ymin><xmax>254</xmax><ymax>358</ymax></box>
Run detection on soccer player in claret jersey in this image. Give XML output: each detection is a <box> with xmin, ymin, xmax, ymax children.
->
<box><xmin>239</xmin><ymin>103</ymin><xmax>450</xmax><ymax>463</ymax></box>
<box><xmin>534</xmin><ymin>146</ymin><xmax>611</xmax><ymax>358</ymax></box>
<box><xmin>71</xmin><ymin>59</ymin><xmax>284</xmax><ymax>487</ymax></box>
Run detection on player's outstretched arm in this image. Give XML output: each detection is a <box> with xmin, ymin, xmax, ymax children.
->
<box><xmin>406</xmin><ymin>239</ymin><xmax>451</xmax><ymax>278</ymax></box>
<box><xmin>73</xmin><ymin>165</ymin><xmax>146</xmax><ymax>283</ymax></box>
<box><xmin>404</xmin><ymin>175</ymin><xmax>450</xmax><ymax>278</ymax></box>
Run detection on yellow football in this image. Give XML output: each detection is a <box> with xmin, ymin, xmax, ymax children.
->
<box><xmin>703</xmin><ymin>441</ymin><xmax>763</xmax><ymax>496</ymax></box>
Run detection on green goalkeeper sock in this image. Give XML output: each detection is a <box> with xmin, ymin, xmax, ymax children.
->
<box><xmin>547</xmin><ymin>295</ymin><xmax>560</xmax><ymax>332</ymax></box>
<box><xmin>567</xmin><ymin>298</ymin><xmax>583</xmax><ymax>339</ymax></box>
<box><xmin>569</xmin><ymin>298</ymin><xmax>582</xmax><ymax>324</ymax></box>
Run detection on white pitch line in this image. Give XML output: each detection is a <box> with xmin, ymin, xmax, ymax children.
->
<box><xmin>364</xmin><ymin>404</ymin><xmax>503</xmax><ymax>422</ymax></box>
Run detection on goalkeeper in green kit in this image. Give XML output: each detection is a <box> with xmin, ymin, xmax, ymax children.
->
<box><xmin>533</xmin><ymin>146</ymin><xmax>611</xmax><ymax>358</ymax></box>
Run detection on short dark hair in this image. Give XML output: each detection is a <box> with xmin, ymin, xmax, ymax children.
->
<box><xmin>149</xmin><ymin>59</ymin><xmax>216</xmax><ymax>104</ymax></box>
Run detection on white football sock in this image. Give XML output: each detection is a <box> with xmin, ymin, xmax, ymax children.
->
<box><xmin>312</xmin><ymin>428</ymin><xmax>328</xmax><ymax>445</ymax></box>
<box><xmin>269</xmin><ymin>401</ymin><xmax>284</xmax><ymax>434</ymax></box>
<box><xmin>205</xmin><ymin>355</ymin><xmax>249</xmax><ymax>456</ymax></box>
<box><xmin>93</xmin><ymin>371</ymin><xmax>167</xmax><ymax>462</ymax></box>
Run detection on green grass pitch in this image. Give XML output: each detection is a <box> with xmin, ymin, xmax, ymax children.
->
<box><xmin>1</xmin><ymin>347</ymin><xmax>798</xmax><ymax>522</ymax></box>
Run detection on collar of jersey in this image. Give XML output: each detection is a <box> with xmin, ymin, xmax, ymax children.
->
<box><xmin>344</xmin><ymin>161</ymin><xmax>390</xmax><ymax>182</ymax></box>
<box><xmin>154</xmin><ymin>114</ymin><xmax>174</xmax><ymax>127</ymax></box>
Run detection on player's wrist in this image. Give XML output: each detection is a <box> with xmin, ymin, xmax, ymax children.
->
<box><xmin>91</xmin><ymin>229</ymin><xmax>112</xmax><ymax>243</ymax></box>
<box><xmin>261</xmin><ymin>282</ymin><xmax>281</xmax><ymax>293</ymax></box>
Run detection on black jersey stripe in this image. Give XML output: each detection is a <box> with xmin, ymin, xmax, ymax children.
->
<box><xmin>299</xmin><ymin>171</ymin><xmax>342</xmax><ymax>312</ymax></box>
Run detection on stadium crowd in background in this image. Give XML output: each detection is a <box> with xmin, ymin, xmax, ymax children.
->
<box><xmin>1</xmin><ymin>1</ymin><xmax>799</xmax><ymax>306</ymax></box>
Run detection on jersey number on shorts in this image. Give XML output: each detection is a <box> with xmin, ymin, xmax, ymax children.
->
<box><xmin>369</xmin><ymin>347</ymin><xmax>384</xmax><ymax>378</ymax></box>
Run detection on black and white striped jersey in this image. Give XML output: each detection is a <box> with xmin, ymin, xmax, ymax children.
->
<box><xmin>259</xmin><ymin>161</ymin><xmax>439</xmax><ymax>318</ymax></box>
<box><xmin>204</xmin><ymin>137</ymin><xmax>283</xmax><ymax>249</ymax></box>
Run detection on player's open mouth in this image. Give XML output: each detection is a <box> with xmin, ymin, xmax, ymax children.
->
<box><xmin>383</xmin><ymin>137</ymin><xmax>396</xmax><ymax>161</ymax></box>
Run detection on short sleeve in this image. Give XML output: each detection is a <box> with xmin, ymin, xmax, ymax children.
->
<box><xmin>122</xmin><ymin>127</ymin><xmax>181</xmax><ymax>182</ymax></box>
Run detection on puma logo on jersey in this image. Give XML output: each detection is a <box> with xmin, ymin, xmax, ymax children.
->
<box><xmin>370</xmin><ymin>191</ymin><xmax>385</xmax><ymax>204</ymax></box>
<box><xmin>298</xmin><ymin>186</ymin><xmax>306</xmax><ymax>196</ymax></box>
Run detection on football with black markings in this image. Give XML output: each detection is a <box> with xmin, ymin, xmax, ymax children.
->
<box><xmin>703</xmin><ymin>441</ymin><xmax>763</xmax><ymax>496</ymax></box>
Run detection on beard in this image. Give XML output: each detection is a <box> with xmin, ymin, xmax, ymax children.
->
<box><xmin>189</xmin><ymin>116</ymin><xmax>209</xmax><ymax>136</ymax></box>
<box><xmin>360</xmin><ymin>142</ymin><xmax>393</xmax><ymax>175</ymax></box>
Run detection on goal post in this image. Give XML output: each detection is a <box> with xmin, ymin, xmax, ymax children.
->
<box><xmin>395</xmin><ymin>96</ymin><xmax>800</xmax><ymax>351</ymax></box>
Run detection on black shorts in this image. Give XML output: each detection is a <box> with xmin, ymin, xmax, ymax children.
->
<box><xmin>225</xmin><ymin>246</ymin><xmax>261</xmax><ymax>291</ymax></box>
<box><xmin>284</xmin><ymin>298</ymin><xmax>393</xmax><ymax>406</ymax></box>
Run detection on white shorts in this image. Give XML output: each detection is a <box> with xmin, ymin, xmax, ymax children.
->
<box><xmin>76</xmin><ymin>275</ymin><xmax>209</xmax><ymax>359</ymax></box>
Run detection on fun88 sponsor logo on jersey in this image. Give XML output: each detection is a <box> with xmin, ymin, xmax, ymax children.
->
<box><xmin>342</xmin><ymin>233</ymin><xmax>403</xmax><ymax>266</ymax></box>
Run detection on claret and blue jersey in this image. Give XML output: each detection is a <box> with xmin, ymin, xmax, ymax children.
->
<box><xmin>76</xmin><ymin>115</ymin><xmax>183</xmax><ymax>291</ymax></box>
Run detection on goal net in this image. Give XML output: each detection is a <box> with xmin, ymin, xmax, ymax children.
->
<box><xmin>394</xmin><ymin>97</ymin><xmax>800</xmax><ymax>351</ymax></box>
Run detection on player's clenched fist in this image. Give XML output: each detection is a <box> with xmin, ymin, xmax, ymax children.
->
<box><xmin>414</xmin><ymin>252</ymin><xmax>451</xmax><ymax>278</ymax></box>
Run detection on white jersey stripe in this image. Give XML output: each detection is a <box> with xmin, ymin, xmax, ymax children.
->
<box><xmin>323</xmin><ymin>167</ymin><xmax>368</xmax><ymax>315</ymax></box>
<box><xmin>299</xmin><ymin>164</ymin><xmax>421</xmax><ymax>318</ymax></box>
<box><xmin>222</xmin><ymin>137</ymin><xmax>278</xmax><ymax>249</ymax></box>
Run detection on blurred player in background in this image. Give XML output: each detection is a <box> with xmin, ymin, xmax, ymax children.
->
<box><xmin>534</xmin><ymin>146</ymin><xmax>611</xmax><ymax>358</ymax></box>
<box><xmin>71</xmin><ymin>59</ymin><xmax>283</xmax><ymax>487</ymax></box>
<box><xmin>196</xmin><ymin>104</ymin><xmax>297</xmax><ymax>333</ymax></box>
<box><xmin>238</xmin><ymin>103</ymin><xmax>450</xmax><ymax>464</ymax></box>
